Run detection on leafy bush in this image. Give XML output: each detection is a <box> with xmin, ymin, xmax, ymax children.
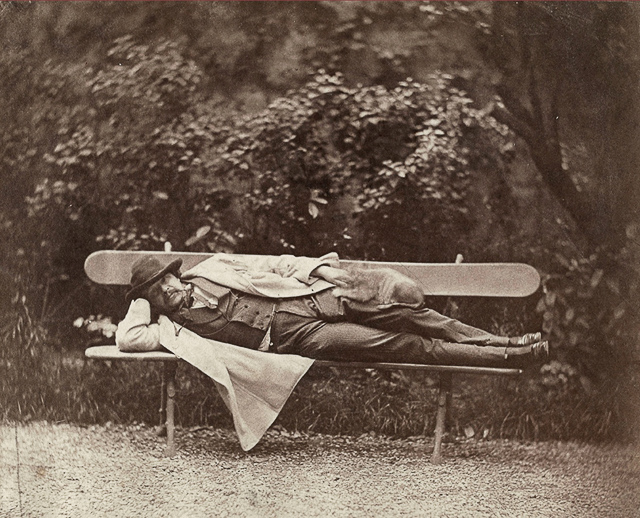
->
<box><xmin>26</xmin><ymin>36</ymin><xmax>214</xmax><ymax>254</ymax></box>
<box><xmin>536</xmin><ymin>244</ymin><xmax>639</xmax><ymax>387</ymax></box>
<box><xmin>202</xmin><ymin>71</ymin><xmax>512</xmax><ymax>261</ymax></box>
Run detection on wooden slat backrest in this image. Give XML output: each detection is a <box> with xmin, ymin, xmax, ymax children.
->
<box><xmin>84</xmin><ymin>250</ymin><xmax>540</xmax><ymax>298</ymax></box>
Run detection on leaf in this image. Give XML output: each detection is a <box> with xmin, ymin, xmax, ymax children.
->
<box><xmin>152</xmin><ymin>191</ymin><xmax>168</xmax><ymax>200</ymax></box>
<box><xmin>196</xmin><ymin>225</ymin><xmax>211</xmax><ymax>238</ymax></box>
<box><xmin>554</xmin><ymin>253</ymin><xmax>571</xmax><ymax>269</ymax></box>
<box><xmin>580</xmin><ymin>375</ymin><xmax>596</xmax><ymax>395</ymax></box>
<box><xmin>308</xmin><ymin>202</ymin><xmax>319</xmax><ymax>219</ymax></box>
<box><xmin>565</xmin><ymin>308</ymin><xmax>575</xmax><ymax>322</ymax></box>
<box><xmin>185</xmin><ymin>225</ymin><xmax>211</xmax><ymax>247</ymax></box>
<box><xmin>590</xmin><ymin>269</ymin><xmax>604</xmax><ymax>288</ymax></box>
<box><xmin>310</xmin><ymin>189</ymin><xmax>328</xmax><ymax>205</ymax></box>
<box><xmin>605</xmin><ymin>278</ymin><xmax>620</xmax><ymax>295</ymax></box>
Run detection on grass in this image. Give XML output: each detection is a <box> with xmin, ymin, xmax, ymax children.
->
<box><xmin>2</xmin><ymin>344</ymin><xmax>637</xmax><ymax>444</ymax></box>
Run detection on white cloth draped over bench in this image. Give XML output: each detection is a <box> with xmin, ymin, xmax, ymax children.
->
<box><xmin>158</xmin><ymin>316</ymin><xmax>314</xmax><ymax>451</ymax></box>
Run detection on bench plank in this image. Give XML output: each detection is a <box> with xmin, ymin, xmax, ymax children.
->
<box><xmin>85</xmin><ymin>345</ymin><xmax>178</xmax><ymax>362</ymax></box>
<box><xmin>84</xmin><ymin>250</ymin><xmax>540</xmax><ymax>297</ymax></box>
<box><xmin>316</xmin><ymin>361</ymin><xmax>522</xmax><ymax>376</ymax></box>
<box><xmin>85</xmin><ymin>346</ymin><xmax>522</xmax><ymax>376</ymax></box>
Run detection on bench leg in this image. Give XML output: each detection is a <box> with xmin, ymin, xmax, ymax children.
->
<box><xmin>164</xmin><ymin>362</ymin><xmax>177</xmax><ymax>457</ymax></box>
<box><xmin>156</xmin><ymin>364</ymin><xmax>168</xmax><ymax>437</ymax></box>
<box><xmin>431</xmin><ymin>372</ymin><xmax>452</xmax><ymax>464</ymax></box>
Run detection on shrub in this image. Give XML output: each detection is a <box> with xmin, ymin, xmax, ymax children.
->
<box><xmin>536</xmin><ymin>244</ymin><xmax>640</xmax><ymax>387</ymax></box>
<box><xmin>26</xmin><ymin>36</ymin><xmax>213</xmax><ymax>255</ymax></box>
<box><xmin>202</xmin><ymin>71</ymin><xmax>512</xmax><ymax>261</ymax></box>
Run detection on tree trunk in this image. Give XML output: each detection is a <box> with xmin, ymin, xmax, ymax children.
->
<box><xmin>487</xmin><ymin>2</ymin><xmax>640</xmax><ymax>248</ymax></box>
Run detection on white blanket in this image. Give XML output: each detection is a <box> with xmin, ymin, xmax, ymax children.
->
<box><xmin>158</xmin><ymin>316</ymin><xmax>314</xmax><ymax>451</ymax></box>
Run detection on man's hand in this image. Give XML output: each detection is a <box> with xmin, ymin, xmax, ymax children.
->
<box><xmin>311</xmin><ymin>265</ymin><xmax>354</xmax><ymax>287</ymax></box>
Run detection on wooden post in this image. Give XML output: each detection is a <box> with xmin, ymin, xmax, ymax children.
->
<box><xmin>431</xmin><ymin>371</ymin><xmax>452</xmax><ymax>464</ymax></box>
<box><xmin>164</xmin><ymin>361</ymin><xmax>177</xmax><ymax>457</ymax></box>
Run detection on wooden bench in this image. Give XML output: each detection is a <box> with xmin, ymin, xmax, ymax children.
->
<box><xmin>84</xmin><ymin>251</ymin><xmax>540</xmax><ymax>463</ymax></box>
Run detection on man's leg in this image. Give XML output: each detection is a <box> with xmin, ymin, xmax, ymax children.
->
<box><xmin>323</xmin><ymin>296</ymin><xmax>510</xmax><ymax>347</ymax></box>
<box><xmin>272</xmin><ymin>311</ymin><xmax>532</xmax><ymax>367</ymax></box>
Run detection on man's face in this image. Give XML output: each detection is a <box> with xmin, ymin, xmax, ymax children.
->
<box><xmin>144</xmin><ymin>273</ymin><xmax>188</xmax><ymax>313</ymax></box>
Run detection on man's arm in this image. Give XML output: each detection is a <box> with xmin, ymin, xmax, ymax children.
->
<box><xmin>309</xmin><ymin>265</ymin><xmax>353</xmax><ymax>287</ymax></box>
<box><xmin>209</xmin><ymin>252</ymin><xmax>342</xmax><ymax>284</ymax></box>
<box><xmin>115</xmin><ymin>298</ymin><xmax>163</xmax><ymax>352</ymax></box>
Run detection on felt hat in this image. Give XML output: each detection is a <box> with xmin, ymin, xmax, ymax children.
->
<box><xmin>125</xmin><ymin>256</ymin><xmax>183</xmax><ymax>302</ymax></box>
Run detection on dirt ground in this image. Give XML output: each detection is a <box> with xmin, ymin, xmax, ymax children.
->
<box><xmin>1</xmin><ymin>421</ymin><xmax>639</xmax><ymax>518</ymax></box>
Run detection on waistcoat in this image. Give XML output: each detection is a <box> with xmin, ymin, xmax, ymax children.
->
<box><xmin>169</xmin><ymin>277</ymin><xmax>276</xmax><ymax>350</ymax></box>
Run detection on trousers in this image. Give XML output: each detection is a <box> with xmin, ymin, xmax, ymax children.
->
<box><xmin>271</xmin><ymin>292</ymin><xmax>531</xmax><ymax>368</ymax></box>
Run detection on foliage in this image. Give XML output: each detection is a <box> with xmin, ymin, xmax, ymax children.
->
<box><xmin>277</xmin><ymin>1</ymin><xmax>494</xmax><ymax>89</ymax></box>
<box><xmin>73</xmin><ymin>315</ymin><xmax>118</xmax><ymax>344</ymax></box>
<box><xmin>1</xmin><ymin>357</ymin><xmax>628</xmax><ymax>443</ymax></box>
<box><xmin>203</xmin><ymin>71</ymin><xmax>511</xmax><ymax>260</ymax></box>
<box><xmin>0</xmin><ymin>50</ymin><xmax>89</xmax><ymax>313</ymax></box>
<box><xmin>25</xmin><ymin>36</ymin><xmax>217</xmax><ymax>254</ymax></box>
<box><xmin>536</xmin><ymin>244</ymin><xmax>640</xmax><ymax>386</ymax></box>
<box><xmin>0</xmin><ymin>285</ymin><xmax>48</xmax><ymax>420</ymax></box>
<box><xmin>486</xmin><ymin>2</ymin><xmax>640</xmax><ymax>246</ymax></box>
<box><xmin>455</xmin><ymin>372</ymin><xmax>624</xmax><ymax>442</ymax></box>
<box><xmin>0</xmin><ymin>37</ymin><xmax>231</xmax><ymax>419</ymax></box>
<box><xmin>21</xmin><ymin>59</ymin><xmax>510</xmax><ymax>263</ymax></box>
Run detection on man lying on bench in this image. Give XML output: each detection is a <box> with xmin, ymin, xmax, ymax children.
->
<box><xmin>116</xmin><ymin>252</ymin><xmax>548</xmax><ymax>368</ymax></box>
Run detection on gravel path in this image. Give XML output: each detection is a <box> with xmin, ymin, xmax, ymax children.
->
<box><xmin>2</xmin><ymin>421</ymin><xmax>639</xmax><ymax>518</ymax></box>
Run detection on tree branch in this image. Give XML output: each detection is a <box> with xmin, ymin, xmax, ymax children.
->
<box><xmin>490</xmin><ymin>105</ymin><xmax>535</xmax><ymax>144</ymax></box>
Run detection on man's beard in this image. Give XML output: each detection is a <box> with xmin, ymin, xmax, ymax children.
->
<box><xmin>163</xmin><ymin>285</ymin><xmax>193</xmax><ymax>311</ymax></box>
